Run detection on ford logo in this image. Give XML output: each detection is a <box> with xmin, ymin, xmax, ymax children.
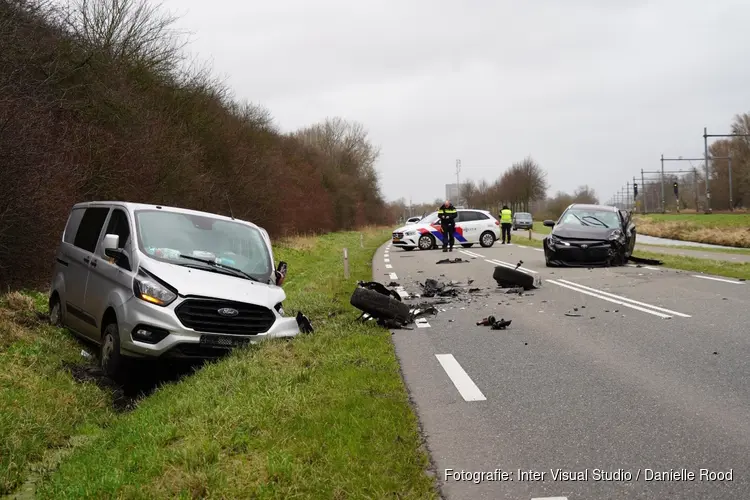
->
<box><xmin>581</xmin><ymin>244</ymin><xmax>588</xmax><ymax>249</ymax></box>
<box><xmin>217</xmin><ymin>308</ymin><xmax>239</xmax><ymax>317</ymax></box>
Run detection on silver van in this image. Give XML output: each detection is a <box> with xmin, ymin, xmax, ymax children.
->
<box><xmin>48</xmin><ymin>201</ymin><xmax>311</xmax><ymax>378</ymax></box>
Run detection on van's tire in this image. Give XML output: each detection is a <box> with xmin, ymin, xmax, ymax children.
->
<box><xmin>48</xmin><ymin>294</ymin><xmax>63</xmax><ymax>326</ymax></box>
<box><xmin>418</xmin><ymin>234</ymin><xmax>434</xmax><ymax>250</ymax></box>
<box><xmin>100</xmin><ymin>322</ymin><xmax>125</xmax><ymax>380</ymax></box>
<box><xmin>350</xmin><ymin>287</ymin><xmax>411</xmax><ymax>324</ymax></box>
<box><xmin>479</xmin><ymin>231</ymin><xmax>496</xmax><ymax>248</ymax></box>
<box><xmin>493</xmin><ymin>265</ymin><xmax>535</xmax><ymax>290</ymax></box>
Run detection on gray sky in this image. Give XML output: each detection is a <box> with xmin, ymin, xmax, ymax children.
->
<box><xmin>159</xmin><ymin>0</ymin><xmax>750</xmax><ymax>205</ymax></box>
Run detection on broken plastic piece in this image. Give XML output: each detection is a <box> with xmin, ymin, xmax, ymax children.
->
<box><xmin>490</xmin><ymin>319</ymin><xmax>512</xmax><ymax>330</ymax></box>
<box><xmin>436</xmin><ymin>257</ymin><xmax>466</xmax><ymax>264</ymax></box>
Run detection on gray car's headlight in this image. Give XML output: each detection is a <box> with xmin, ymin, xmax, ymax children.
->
<box><xmin>609</xmin><ymin>229</ymin><xmax>623</xmax><ymax>241</ymax></box>
<box><xmin>133</xmin><ymin>270</ymin><xmax>177</xmax><ymax>306</ymax></box>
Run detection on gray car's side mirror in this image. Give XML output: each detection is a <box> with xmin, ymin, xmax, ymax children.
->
<box><xmin>543</xmin><ymin>220</ymin><xmax>555</xmax><ymax>227</ymax></box>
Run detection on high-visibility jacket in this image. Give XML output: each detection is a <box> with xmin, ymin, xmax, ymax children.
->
<box><xmin>438</xmin><ymin>204</ymin><xmax>457</xmax><ymax>227</ymax></box>
<box><xmin>500</xmin><ymin>208</ymin><xmax>512</xmax><ymax>223</ymax></box>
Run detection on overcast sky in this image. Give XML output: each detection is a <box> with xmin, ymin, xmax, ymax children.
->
<box><xmin>158</xmin><ymin>0</ymin><xmax>750</xmax><ymax>205</ymax></box>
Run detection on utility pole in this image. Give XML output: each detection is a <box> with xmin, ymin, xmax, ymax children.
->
<box><xmin>728</xmin><ymin>155</ymin><xmax>734</xmax><ymax>211</ymax></box>
<box><xmin>660</xmin><ymin>154</ymin><xmax>666</xmax><ymax>213</ymax></box>
<box><xmin>455</xmin><ymin>159</ymin><xmax>461</xmax><ymax>207</ymax></box>
<box><xmin>703</xmin><ymin>128</ymin><xmax>750</xmax><ymax>213</ymax></box>
<box><xmin>640</xmin><ymin>169</ymin><xmax>647</xmax><ymax>213</ymax></box>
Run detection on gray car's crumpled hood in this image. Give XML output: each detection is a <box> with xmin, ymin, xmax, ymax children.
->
<box><xmin>140</xmin><ymin>257</ymin><xmax>286</xmax><ymax>308</ymax></box>
<box><xmin>552</xmin><ymin>225</ymin><xmax>619</xmax><ymax>240</ymax></box>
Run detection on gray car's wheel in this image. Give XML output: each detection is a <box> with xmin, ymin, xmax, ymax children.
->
<box><xmin>48</xmin><ymin>295</ymin><xmax>62</xmax><ymax>326</ymax></box>
<box><xmin>479</xmin><ymin>231</ymin><xmax>496</xmax><ymax>248</ymax></box>
<box><xmin>418</xmin><ymin>234</ymin><xmax>434</xmax><ymax>250</ymax></box>
<box><xmin>101</xmin><ymin>322</ymin><xmax>124</xmax><ymax>380</ymax></box>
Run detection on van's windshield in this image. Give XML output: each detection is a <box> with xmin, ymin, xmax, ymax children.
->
<box><xmin>134</xmin><ymin>210</ymin><xmax>272</xmax><ymax>281</ymax></box>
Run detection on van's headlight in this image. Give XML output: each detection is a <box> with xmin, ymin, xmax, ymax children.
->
<box><xmin>133</xmin><ymin>271</ymin><xmax>177</xmax><ymax>306</ymax></box>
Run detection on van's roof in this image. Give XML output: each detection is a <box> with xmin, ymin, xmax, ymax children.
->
<box><xmin>71</xmin><ymin>201</ymin><xmax>259</xmax><ymax>229</ymax></box>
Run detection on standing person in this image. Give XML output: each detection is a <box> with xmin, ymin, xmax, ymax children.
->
<box><xmin>500</xmin><ymin>205</ymin><xmax>512</xmax><ymax>244</ymax></box>
<box><xmin>438</xmin><ymin>200</ymin><xmax>457</xmax><ymax>252</ymax></box>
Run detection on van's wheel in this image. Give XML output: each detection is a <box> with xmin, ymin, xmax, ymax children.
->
<box><xmin>48</xmin><ymin>295</ymin><xmax>63</xmax><ymax>326</ymax></box>
<box><xmin>493</xmin><ymin>265</ymin><xmax>536</xmax><ymax>290</ymax></box>
<box><xmin>418</xmin><ymin>234</ymin><xmax>434</xmax><ymax>250</ymax></box>
<box><xmin>101</xmin><ymin>322</ymin><xmax>124</xmax><ymax>380</ymax></box>
<box><xmin>350</xmin><ymin>287</ymin><xmax>412</xmax><ymax>324</ymax></box>
<box><xmin>480</xmin><ymin>231</ymin><xmax>496</xmax><ymax>248</ymax></box>
<box><xmin>461</xmin><ymin>244</ymin><xmax>474</xmax><ymax>248</ymax></box>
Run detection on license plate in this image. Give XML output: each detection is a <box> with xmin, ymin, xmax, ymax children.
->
<box><xmin>393</xmin><ymin>237</ymin><xmax>401</xmax><ymax>242</ymax></box>
<box><xmin>199</xmin><ymin>335</ymin><xmax>251</xmax><ymax>348</ymax></box>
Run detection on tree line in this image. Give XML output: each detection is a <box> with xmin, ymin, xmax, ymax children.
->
<box><xmin>387</xmin><ymin>157</ymin><xmax>600</xmax><ymax>223</ymax></box>
<box><xmin>0</xmin><ymin>0</ymin><xmax>390</xmax><ymax>289</ymax></box>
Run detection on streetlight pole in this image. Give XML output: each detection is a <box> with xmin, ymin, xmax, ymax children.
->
<box><xmin>703</xmin><ymin>128</ymin><xmax>750</xmax><ymax>213</ymax></box>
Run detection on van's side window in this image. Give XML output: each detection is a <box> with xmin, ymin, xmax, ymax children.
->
<box><xmin>73</xmin><ymin>207</ymin><xmax>110</xmax><ymax>253</ymax></box>
<box><xmin>63</xmin><ymin>208</ymin><xmax>86</xmax><ymax>244</ymax></box>
<box><xmin>105</xmin><ymin>209</ymin><xmax>131</xmax><ymax>250</ymax></box>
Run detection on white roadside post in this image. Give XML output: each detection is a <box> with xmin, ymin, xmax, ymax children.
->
<box><xmin>360</xmin><ymin>233</ymin><xmax>364</xmax><ymax>248</ymax></box>
<box><xmin>343</xmin><ymin>248</ymin><xmax>350</xmax><ymax>279</ymax></box>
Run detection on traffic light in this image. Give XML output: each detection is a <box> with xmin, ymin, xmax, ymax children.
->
<box><xmin>633</xmin><ymin>183</ymin><xmax>638</xmax><ymax>197</ymax></box>
<box><xmin>673</xmin><ymin>182</ymin><xmax>679</xmax><ymax>196</ymax></box>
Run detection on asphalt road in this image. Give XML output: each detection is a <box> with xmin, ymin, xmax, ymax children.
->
<box><xmin>524</xmin><ymin>230</ymin><xmax>750</xmax><ymax>263</ymax></box>
<box><xmin>373</xmin><ymin>240</ymin><xmax>749</xmax><ymax>500</ymax></box>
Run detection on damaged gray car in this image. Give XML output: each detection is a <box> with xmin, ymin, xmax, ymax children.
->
<box><xmin>542</xmin><ymin>203</ymin><xmax>636</xmax><ymax>267</ymax></box>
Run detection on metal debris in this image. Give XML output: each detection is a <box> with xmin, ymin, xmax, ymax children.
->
<box><xmin>437</xmin><ymin>257</ymin><xmax>467</xmax><ymax>264</ymax></box>
<box><xmin>476</xmin><ymin>315</ymin><xmax>512</xmax><ymax>329</ymax></box>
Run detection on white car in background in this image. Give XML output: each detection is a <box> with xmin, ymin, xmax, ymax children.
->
<box><xmin>391</xmin><ymin>209</ymin><xmax>501</xmax><ymax>251</ymax></box>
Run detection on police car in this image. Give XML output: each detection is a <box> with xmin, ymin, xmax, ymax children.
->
<box><xmin>391</xmin><ymin>209</ymin><xmax>501</xmax><ymax>251</ymax></box>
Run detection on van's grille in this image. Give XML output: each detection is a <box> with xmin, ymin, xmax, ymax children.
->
<box><xmin>174</xmin><ymin>298</ymin><xmax>275</xmax><ymax>335</ymax></box>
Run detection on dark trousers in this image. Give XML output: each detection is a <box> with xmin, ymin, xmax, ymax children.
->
<box><xmin>441</xmin><ymin>225</ymin><xmax>455</xmax><ymax>249</ymax></box>
<box><xmin>501</xmin><ymin>223</ymin><xmax>512</xmax><ymax>243</ymax></box>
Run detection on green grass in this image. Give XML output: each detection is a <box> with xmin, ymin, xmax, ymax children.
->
<box><xmin>634</xmin><ymin>213</ymin><xmax>750</xmax><ymax>228</ymax></box>
<box><xmin>0</xmin><ymin>291</ymin><xmax>115</xmax><ymax>495</ymax></box>
<box><xmin>532</xmin><ymin>222</ymin><xmax>551</xmax><ymax>234</ymax></box>
<box><xmin>30</xmin><ymin>228</ymin><xmax>438</xmax><ymax>499</ymax></box>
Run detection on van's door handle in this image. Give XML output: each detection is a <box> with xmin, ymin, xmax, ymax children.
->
<box><xmin>83</xmin><ymin>257</ymin><xmax>90</xmax><ymax>264</ymax></box>
<box><xmin>90</xmin><ymin>260</ymin><xmax>97</xmax><ymax>268</ymax></box>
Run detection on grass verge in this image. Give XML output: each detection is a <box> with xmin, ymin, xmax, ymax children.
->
<box><xmin>633</xmin><ymin>214</ymin><xmax>750</xmax><ymax>248</ymax></box>
<box><xmin>32</xmin><ymin>227</ymin><xmax>438</xmax><ymax>499</ymax></box>
<box><xmin>0</xmin><ymin>291</ymin><xmax>114</xmax><ymax>495</ymax></box>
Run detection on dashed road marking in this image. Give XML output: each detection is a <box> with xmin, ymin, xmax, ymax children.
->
<box><xmin>486</xmin><ymin>259</ymin><xmax>538</xmax><ymax>274</ymax></box>
<box><xmin>389</xmin><ymin>272</ymin><xmax>398</xmax><ymax>280</ymax></box>
<box><xmin>384</xmin><ymin>258</ymin><xmax>390</xmax><ymax>262</ymax></box>
<box><xmin>385</xmin><ymin>264</ymin><xmax>393</xmax><ymax>269</ymax></box>
<box><xmin>415</xmin><ymin>318</ymin><xmax>431</xmax><ymax>328</ymax></box>
<box><xmin>395</xmin><ymin>286</ymin><xmax>409</xmax><ymax>299</ymax></box>
<box><xmin>435</xmin><ymin>354</ymin><xmax>486</xmax><ymax>401</ymax></box>
<box><xmin>692</xmin><ymin>274</ymin><xmax>745</xmax><ymax>284</ymax></box>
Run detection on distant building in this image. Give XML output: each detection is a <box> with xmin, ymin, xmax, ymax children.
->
<box><xmin>445</xmin><ymin>183</ymin><xmax>459</xmax><ymax>202</ymax></box>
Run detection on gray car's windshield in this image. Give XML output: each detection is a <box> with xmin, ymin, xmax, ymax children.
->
<box><xmin>560</xmin><ymin>209</ymin><xmax>619</xmax><ymax>228</ymax></box>
<box><xmin>134</xmin><ymin>210</ymin><xmax>272</xmax><ymax>281</ymax></box>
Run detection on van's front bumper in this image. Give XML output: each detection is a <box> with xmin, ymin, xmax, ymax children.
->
<box><xmin>116</xmin><ymin>296</ymin><xmax>307</xmax><ymax>359</ymax></box>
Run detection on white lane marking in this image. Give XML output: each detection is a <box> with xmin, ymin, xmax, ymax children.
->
<box><xmin>532</xmin><ymin>248</ymin><xmax>544</xmax><ymax>252</ymax></box>
<box><xmin>415</xmin><ymin>318</ymin><xmax>431</xmax><ymax>328</ymax></box>
<box><xmin>460</xmin><ymin>250</ymin><xmax>484</xmax><ymax>258</ymax></box>
<box><xmin>384</xmin><ymin>258</ymin><xmax>390</xmax><ymax>262</ymax></box>
<box><xmin>556</xmin><ymin>279</ymin><xmax>691</xmax><ymax>317</ymax></box>
<box><xmin>395</xmin><ymin>286</ymin><xmax>409</xmax><ymax>299</ymax></box>
<box><xmin>385</xmin><ymin>264</ymin><xmax>393</xmax><ymax>269</ymax></box>
<box><xmin>389</xmin><ymin>272</ymin><xmax>398</xmax><ymax>279</ymax></box>
<box><xmin>692</xmin><ymin>274</ymin><xmax>745</xmax><ymax>284</ymax></box>
<box><xmin>486</xmin><ymin>259</ymin><xmax>538</xmax><ymax>274</ymax></box>
<box><xmin>627</xmin><ymin>264</ymin><xmax>659</xmax><ymax>271</ymax></box>
<box><xmin>435</xmin><ymin>354</ymin><xmax>486</xmax><ymax>401</ymax></box>
<box><xmin>531</xmin><ymin>497</ymin><xmax>568</xmax><ymax>500</ymax></box>
<box><xmin>547</xmin><ymin>280</ymin><xmax>673</xmax><ymax>319</ymax></box>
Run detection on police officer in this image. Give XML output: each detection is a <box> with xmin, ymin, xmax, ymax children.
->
<box><xmin>500</xmin><ymin>205</ymin><xmax>512</xmax><ymax>244</ymax></box>
<box><xmin>438</xmin><ymin>199</ymin><xmax>457</xmax><ymax>252</ymax></box>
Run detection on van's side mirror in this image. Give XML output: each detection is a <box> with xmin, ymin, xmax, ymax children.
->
<box><xmin>103</xmin><ymin>234</ymin><xmax>120</xmax><ymax>257</ymax></box>
<box><xmin>543</xmin><ymin>220</ymin><xmax>555</xmax><ymax>227</ymax></box>
<box><xmin>275</xmin><ymin>261</ymin><xmax>288</xmax><ymax>287</ymax></box>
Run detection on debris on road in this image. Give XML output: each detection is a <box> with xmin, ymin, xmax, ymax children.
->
<box><xmin>629</xmin><ymin>255</ymin><xmax>664</xmax><ymax>265</ymax></box>
<box><xmin>493</xmin><ymin>265</ymin><xmax>541</xmax><ymax>290</ymax></box>
<box><xmin>476</xmin><ymin>315</ymin><xmax>512</xmax><ymax>329</ymax></box>
<box><xmin>436</xmin><ymin>257</ymin><xmax>467</xmax><ymax>264</ymax></box>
